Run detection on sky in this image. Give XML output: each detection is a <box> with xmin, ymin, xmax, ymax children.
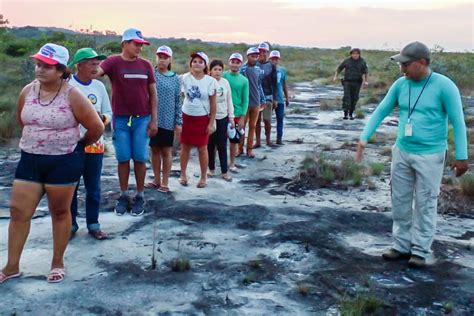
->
<box><xmin>2</xmin><ymin>0</ymin><xmax>473</xmax><ymax>51</ymax></box>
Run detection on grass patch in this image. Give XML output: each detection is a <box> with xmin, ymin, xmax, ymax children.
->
<box><xmin>170</xmin><ymin>257</ymin><xmax>190</xmax><ymax>272</ymax></box>
<box><xmin>319</xmin><ymin>99</ymin><xmax>340</xmax><ymax>111</ymax></box>
<box><xmin>460</xmin><ymin>172</ymin><xmax>474</xmax><ymax>198</ymax></box>
<box><xmin>369</xmin><ymin>162</ymin><xmax>385</xmax><ymax>176</ymax></box>
<box><xmin>355</xmin><ymin>108</ymin><xmax>365</xmax><ymax>119</ymax></box>
<box><xmin>339</xmin><ymin>294</ymin><xmax>384</xmax><ymax>316</ymax></box>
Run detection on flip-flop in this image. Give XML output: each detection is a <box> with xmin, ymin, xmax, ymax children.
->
<box><xmin>253</xmin><ymin>144</ymin><xmax>261</xmax><ymax>149</ymax></box>
<box><xmin>0</xmin><ymin>271</ymin><xmax>22</xmax><ymax>284</ymax></box>
<box><xmin>144</xmin><ymin>182</ymin><xmax>160</xmax><ymax>189</ymax></box>
<box><xmin>222</xmin><ymin>175</ymin><xmax>232</xmax><ymax>182</ymax></box>
<box><xmin>47</xmin><ymin>268</ymin><xmax>66</xmax><ymax>283</ymax></box>
<box><xmin>247</xmin><ymin>153</ymin><xmax>255</xmax><ymax>159</ymax></box>
<box><xmin>179</xmin><ymin>178</ymin><xmax>189</xmax><ymax>186</ymax></box>
<box><xmin>157</xmin><ymin>186</ymin><xmax>170</xmax><ymax>193</ymax></box>
<box><xmin>229</xmin><ymin>166</ymin><xmax>238</xmax><ymax>173</ymax></box>
<box><xmin>196</xmin><ymin>182</ymin><xmax>207</xmax><ymax>188</ymax></box>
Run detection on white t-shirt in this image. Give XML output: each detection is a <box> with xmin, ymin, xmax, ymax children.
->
<box><xmin>181</xmin><ymin>73</ymin><xmax>217</xmax><ymax>116</ymax></box>
<box><xmin>215</xmin><ymin>77</ymin><xmax>234</xmax><ymax>120</ymax></box>
<box><xmin>69</xmin><ymin>75</ymin><xmax>112</xmax><ymax>153</ymax></box>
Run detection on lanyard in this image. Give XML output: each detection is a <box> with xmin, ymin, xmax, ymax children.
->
<box><xmin>408</xmin><ymin>72</ymin><xmax>432</xmax><ymax>122</ymax></box>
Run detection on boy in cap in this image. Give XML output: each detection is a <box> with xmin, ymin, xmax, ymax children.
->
<box><xmin>333</xmin><ymin>48</ymin><xmax>369</xmax><ymax>120</ymax></box>
<box><xmin>240</xmin><ymin>47</ymin><xmax>265</xmax><ymax>158</ymax></box>
<box><xmin>223</xmin><ymin>52</ymin><xmax>249</xmax><ymax>170</ymax></box>
<box><xmin>68</xmin><ymin>48</ymin><xmax>111</xmax><ymax>239</ymax></box>
<box><xmin>269</xmin><ymin>50</ymin><xmax>289</xmax><ymax>145</ymax></box>
<box><xmin>256</xmin><ymin>42</ymin><xmax>278</xmax><ymax>147</ymax></box>
<box><xmin>356</xmin><ymin>41</ymin><xmax>468</xmax><ymax>268</ymax></box>
<box><xmin>97</xmin><ymin>28</ymin><xmax>157</xmax><ymax>216</ymax></box>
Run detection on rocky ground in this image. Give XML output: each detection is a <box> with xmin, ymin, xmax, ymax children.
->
<box><xmin>0</xmin><ymin>82</ymin><xmax>473</xmax><ymax>315</ymax></box>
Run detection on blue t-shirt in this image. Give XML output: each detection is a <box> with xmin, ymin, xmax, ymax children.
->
<box><xmin>275</xmin><ymin>66</ymin><xmax>287</xmax><ymax>104</ymax></box>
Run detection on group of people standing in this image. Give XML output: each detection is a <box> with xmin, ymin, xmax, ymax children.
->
<box><xmin>0</xmin><ymin>25</ymin><xmax>469</xmax><ymax>284</ymax></box>
<box><xmin>0</xmin><ymin>28</ymin><xmax>289</xmax><ymax>283</ymax></box>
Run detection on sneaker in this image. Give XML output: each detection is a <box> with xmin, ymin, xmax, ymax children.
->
<box><xmin>131</xmin><ymin>196</ymin><xmax>145</xmax><ymax>216</ymax></box>
<box><xmin>343</xmin><ymin>116</ymin><xmax>349</xmax><ymax>120</ymax></box>
<box><xmin>276</xmin><ymin>138</ymin><xmax>283</xmax><ymax>145</ymax></box>
<box><xmin>349</xmin><ymin>116</ymin><xmax>355</xmax><ymax>120</ymax></box>
<box><xmin>408</xmin><ymin>255</ymin><xmax>426</xmax><ymax>268</ymax></box>
<box><xmin>114</xmin><ymin>195</ymin><xmax>130</xmax><ymax>216</ymax></box>
<box><xmin>382</xmin><ymin>248</ymin><xmax>411</xmax><ymax>261</ymax></box>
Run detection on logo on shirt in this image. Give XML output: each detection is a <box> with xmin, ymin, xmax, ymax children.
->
<box><xmin>87</xmin><ymin>93</ymin><xmax>97</xmax><ymax>105</ymax></box>
<box><xmin>217</xmin><ymin>86</ymin><xmax>224</xmax><ymax>97</ymax></box>
<box><xmin>187</xmin><ymin>86</ymin><xmax>201</xmax><ymax>102</ymax></box>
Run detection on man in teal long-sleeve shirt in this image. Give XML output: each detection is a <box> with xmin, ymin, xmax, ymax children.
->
<box><xmin>356</xmin><ymin>41</ymin><xmax>469</xmax><ymax>268</ymax></box>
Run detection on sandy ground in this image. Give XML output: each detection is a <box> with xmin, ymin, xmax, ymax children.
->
<box><xmin>0</xmin><ymin>82</ymin><xmax>473</xmax><ymax>315</ymax></box>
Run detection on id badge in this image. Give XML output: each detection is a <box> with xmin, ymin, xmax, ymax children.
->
<box><xmin>405</xmin><ymin>123</ymin><xmax>413</xmax><ymax>137</ymax></box>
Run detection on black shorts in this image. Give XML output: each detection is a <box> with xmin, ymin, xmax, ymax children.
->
<box><xmin>15</xmin><ymin>143</ymin><xmax>85</xmax><ymax>186</ymax></box>
<box><xmin>149</xmin><ymin>127</ymin><xmax>174</xmax><ymax>148</ymax></box>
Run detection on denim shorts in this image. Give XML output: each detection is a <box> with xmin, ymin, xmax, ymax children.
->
<box><xmin>112</xmin><ymin>115</ymin><xmax>151</xmax><ymax>162</ymax></box>
<box><xmin>15</xmin><ymin>143</ymin><xmax>85</xmax><ymax>186</ymax></box>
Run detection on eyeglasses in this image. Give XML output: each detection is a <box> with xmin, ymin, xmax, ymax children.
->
<box><xmin>399</xmin><ymin>60</ymin><xmax>416</xmax><ymax>67</ymax></box>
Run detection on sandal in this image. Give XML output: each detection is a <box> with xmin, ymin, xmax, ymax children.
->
<box><xmin>222</xmin><ymin>174</ymin><xmax>232</xmax><ymax>182</ymax></box>
<box><xmin>89</xmin><ymin>230</ymin><xmax>109</xmax><ymax>240</ymax></box>
<box><xmin>247</xmin><ymin>153</ymin><xmax>255</xmax><ymax>159</ymax></box>
<box><xmin>253</xmin><ymin>144</ymin><xmax>261</xmax><ymax>149</ymax></box>
<box><xmin>47</xmin><ymin>268</ymin><xmax>66</xmax><ymax>283</ymax></box>
<box><xmin>179</xmin><ymin>178</ymin><xmax>189</xmax><ymax>186</ymax></box>
<box><xmin>196</xmin><ymin>182</ymin><xmax>207</xmax><ymax>188</ymax></box>
<box><xmin>229</xmin><ymin>166</ymin><xmax>238</xmax><ymax>173</ymax></box>
<box><xmin>157</xmin><ymin>186</ymin><xmax>170</xmax><ymax>193</ymax></box>
<box><xmin>144</xmin><ymin>182</ymin><xmax>160</xmax><ymax>189</ymax></box>
<box><xmin>0</xmin><ymin>271</ymin><xmax>22</xmax><ymax>284</ymax></box>
<box><xmin>207</xmin><ymin>170</ymin><xmax>215</xmax><ymax>178</ymax></box>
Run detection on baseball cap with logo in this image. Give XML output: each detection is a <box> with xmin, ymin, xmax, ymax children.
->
<box><xmin>190</xmin><ymin>51</ymin><xmax>209</xmax><ymax>65</ymax></box>
<box><xmin>68</xmin><ymin>48</ymin><xmax>107</xmax><ymax>68</ymax></box>
<box><xmin>391</xmin><ymin>41</ymin><xmax>431</xmax><ymax>63</ymax></box>
<box><xmin>258</xmin><ymin>42</ymin><xmax>270</xmax><ymax>51</ymax></box>
<box><xmin>156</xmin><ymin>45</ymin><xmax>173</xmax><ymax>57</ymax></box>
<box><xmin>122</xmin><ymin>28</ymin><xmax>150</xmax><ymax>45</ymax></box>
<box><xmin>269</xmin><ymin>50</ymin><xmax>281</xmax><ymax>59</ymax></box>
<box><xmin>31</xmin><ymin>43</ymin><xmax>69</xmax><ymax>67</ymax></box>
<box><xmin>229</xmin><ymin>52</ymin><xmax>243</xmax><ymax>62</ymax></box>
<box><xmin>246</xmin><ymin>47</ymin><xmax>259</xmax><ymax>56</ymax></box>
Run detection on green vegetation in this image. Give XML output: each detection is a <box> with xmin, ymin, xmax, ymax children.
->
<box><xmin>369</xmin><ymin>162</ymin><xmax>385</xmax><ymax>176</ymax></box>
<box><xmin>355</xmin><ymin>109</ymin><xmax>365</xmax><ymax>119</ymax></box>
<box><xmin>460</xmin><ymin>172</ymin><xmax>474</xmax><ymax>198</ymax></box>
<box><xmin>170</xmin><ymin>257</ymin><xmax>190</xmax><ymax>272</ymax></box>
<box><xmin>0</xmin><ymin>25</ymin><xmax>473</xmax><ymax>141</ymax></box>
<box><xmin>339</xmin><ymin>294</ymin><xmax>384</xmax><ymax>316</ymax></box>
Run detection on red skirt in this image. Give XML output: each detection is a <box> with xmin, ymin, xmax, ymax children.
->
<box><xmin>181</xmin><ymin>113</ymin><xmax>210</xmax><ymax>147</ymax></box>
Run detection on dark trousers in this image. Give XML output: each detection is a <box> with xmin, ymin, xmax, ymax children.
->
<box><xmin>208</xmin><ymin>116</ymin><xmax>229</xmax><ymax>174</ymax></box>
<box><xmin>275</xmin><ymin>103</ymin><xmax>285</xmax><ymax>139</ymax></box>
<box><xmin>71</xmin><ymin>153</ymin><xmax>103</xmax><ymax>232</ymax></box>
<box><xmin>342</xmin><ymin>80</ymin><xmax>362</xmax><ymax>114</ymax></box>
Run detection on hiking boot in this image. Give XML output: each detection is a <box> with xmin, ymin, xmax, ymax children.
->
<box><xmin>131</xmin><ymin>195</ymin><xmax>145</xmax><ymax>216</ymax></box>
<box><xmin>382</xmin><ymin>248</ymin><xmax>411</xmax><ymax>261</ymax></box>
<box><xmin>343</xmin><ymin>111</ymin><xmax>348</xmax><ymax>120</ymax></box>
<box><xmin>114</xmin><ymin>195</ymin><xmax>130</xmax><ymax>216</ymax></box>
<box><xmin>408</xmin><ymin>255</ymin><xmax>426</xmax><ymax>268</ymax></box>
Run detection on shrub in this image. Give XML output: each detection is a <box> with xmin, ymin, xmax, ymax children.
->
<box><xmin>319</xmin><ymin>99</ymin><xmax>339</xmax><ymax>111</ymax></box>
<box><xmin>4</xmin><ymin>40</ymin><xmax>31</xmax><ymax>57</ymax></box>
<box><xmin>355</xmin><ymin>109</ymin><xmax>365</xmax><ymax>119</ymax></box>
<box><xmin>339</xmin><ymin>294</ymin><xmax>384</xmax><ymax>316</ymax></box>
<box><xmin>369</xmin><ymin>162</ymin><xmax>385</xmax><ymax>176</ymax></box>
<box><xmin>460</xmin><ymin>173</ymin><xmax>474</xmax><ymax>198</ymax></box>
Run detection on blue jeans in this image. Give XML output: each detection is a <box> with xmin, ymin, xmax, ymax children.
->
<box><xmin>275</xmin><ymin>103</ymin><xmax>285</xmax><ymax>139</ymax></box>
<box><xmin>112</xmin><ymin>115</ymin><xmax>151</xmax><ymax>162</ymax></box>
<box><xmin>71</xmin><ymin>153</ymin><xmax>103</xmax><ymax>232</ymax></box>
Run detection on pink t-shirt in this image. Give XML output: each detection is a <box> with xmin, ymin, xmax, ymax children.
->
<box><xmin>100</xmin><ymin>55</ymin><xmax>155</xmax><ymax>116</ymax></box>
<box><xmin>20</xmin><ymin>81</ymin><xmax>80</xmax><ymax>155</ymax></box>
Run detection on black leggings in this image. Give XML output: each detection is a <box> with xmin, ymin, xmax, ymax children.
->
<box><xmin>207</xmin><ymin>116</ymin><xmax>229</xmax><ymax>173</ymax></box>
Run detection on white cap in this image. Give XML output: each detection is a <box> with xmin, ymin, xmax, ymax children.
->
<box><xmin>156</xmin><ymin>45</ymin><xmax>173</xmax><ymax>57</ymax></box>
<box><xmin>269</xmin><ymin>50</ymin><xmax>281</xmax><ymax>59</ymax></box>
<box><xmin>122</xmin><ymin>28</ymin><xmax>150</xmax><ymax>45</ymax></box>
<box><xmin>31</xmin><ymin>43</ymin><xmax>69</xmax><ymax>67</ymax></box>
<box><xmin>229</xmin><ymin>52</ymin><xmax>243</xmax><ymax>62</ymax></box>
<box><xmin>246</xmin><ymin>47</ymin><xmax>259</xmax><ymax>56</ymax></box>
<box><xmin>258</xmin><ymin>42</ymin><xmax>270</xmax><ymax>51</ymax></box>
<box><xmin>190</xmin><ymin>51</ymin><xmax>209</xmax><ymax>65</ymax></box>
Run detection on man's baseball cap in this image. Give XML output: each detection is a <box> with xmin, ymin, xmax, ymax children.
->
<box><xmin>258</xmin><ymin>42</ymin><xmax>270</xmax><ymax>51</ymax></box>
<box><xmin>122</xmin><ymin>28</ymin><xmax>150</xmax><ymax>45</ymax></box>
<box><xmin>391</xmin><ymin>41</ymin><xmax>431</xmax><ymax>63</ymax></box>
<box><xmin>269</xmin><ymin>50</ymin><xmax>281</xmax><ymax>59</ymax></box>
<box><xmin>350</xmin><ymin>48</ymin><xmax>361</xmax><ymax>54</ymax></box>
<box><xmin>190</xmin><ymin>51</ymin><xmax>209</xmax><ymax>65</ymax></box>
<box><xmin>229</xmin><ymin>53</ymin><xmax>243</xmax><ymax>62</ymax></box>
<box><xmin>68</xmin><ymin>48</ymin><xmax>107</xmax><ymax>68</ymax></box>
<box><xmin>246</xmin><ymin>47</ymin><xmax>259</xmax><ymax>56</ymax></box>
<box><xmin>156</xmin><ymin>45</ymin><xmax>173</xmax><ymax>57</ymax></box>
<box><xmin>31</xmin><ymin>43</ymin><xmax>69</xmax><ymax>67</ymax></box>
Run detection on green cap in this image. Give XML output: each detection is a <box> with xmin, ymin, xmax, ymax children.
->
<box><xmin>68</xmin><ymin>48</ymin><xmax>107</xmax><ymax>68</ymax></box>
<box><xmin>391</xmin><ymin>41</ymin><xmax>431</xmax><ymax>63</ymax></box>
